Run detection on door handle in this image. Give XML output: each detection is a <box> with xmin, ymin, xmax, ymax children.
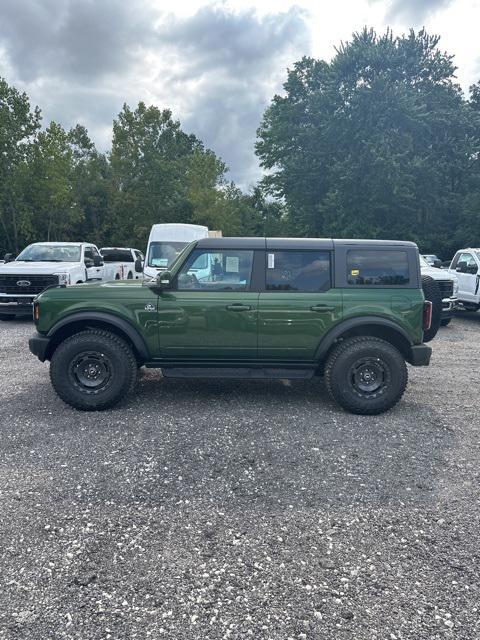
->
<box><xmin>226</xmin><ymin>304</ymin><xmax>252</xmax><ymax>311</ymax></box>
<box><xmin>310</xmin><ymin>304</ymin><xmax>335</xmax><ymax>312</ymax></box>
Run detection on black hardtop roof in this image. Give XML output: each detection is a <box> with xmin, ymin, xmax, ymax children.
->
<box><xmin>195</xmin><ymin>237</ymin><xmax>418</xmax><ymax>250</ymax></box>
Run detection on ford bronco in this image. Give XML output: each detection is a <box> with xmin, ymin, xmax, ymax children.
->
<box><xmin>29</xmin><ymin>238</ymin><xmax>432</xmax><ymax>415</ymax></box>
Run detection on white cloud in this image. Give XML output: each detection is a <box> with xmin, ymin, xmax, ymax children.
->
<box><xmin>0</xmin><ymin>0</ymin><xmax>478</xmax><ymax>187</ymax></box>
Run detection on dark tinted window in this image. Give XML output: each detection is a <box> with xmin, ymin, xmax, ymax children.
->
<box><xmin>266</xmin><ymin>251</ymin><xmax>331</xmax><ymax>291</ymax></box>
<box><xmin>347</xmin><ymin>250</ymin><xmax>409</xmax><ymax>285</ymax></box>
<box><xmin>101</xmin><ymin>249</ymin><xmax>134</xmax><ymax>262</ymax></box>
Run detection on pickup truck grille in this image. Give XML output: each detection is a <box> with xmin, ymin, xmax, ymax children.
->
<box><xmin>0</xmin><ymin>274</ymin><xmax>59</xmax><ymax>295</ymax></box>
<box><xmin>436</xmin><ymin>280</ymin><xmax>454</xmax><ymax>299</ymax></box>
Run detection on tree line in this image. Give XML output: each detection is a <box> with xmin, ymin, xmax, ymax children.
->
<box><xmin>0</xmin><ymin>89</ymin><xmax>284</xmax><ymax>256</ymax></box>
<box><xmin>1</xmin><ymin>28</ymin><xmax>480</xmax><ymax>259</ymax></box>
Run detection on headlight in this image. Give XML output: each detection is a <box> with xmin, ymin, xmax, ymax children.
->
<box><xmin>453</xmin><ymin>278</ymin><xmax>459</xmax><ymax>294</ymax></box>
<box><xmin>54</xmin><ymin>272</ymin><xmax>70</xmax><ymax>285</ymax></box>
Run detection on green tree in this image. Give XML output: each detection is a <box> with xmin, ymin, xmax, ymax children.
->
<box><xmin>109</xmin><ymin>102</ymin><xmax>229</xmax><ymax>248</ymax></box>
<box><xmin>257</xmin><ymin>29</ymin><xmax>480</xmax><ymax>257</ymax></box>
<box><xmin>67</xmin><ymin>125</ymin><xmax>112</xmax><ymax>245</ymax></box>
<box><xmin>28</xmin><ymin>122</ymin><xmax>82</xmax><ymax>241</ymax></box>
<box><xmin>0</xmin><ymin>77</ymin><xmax>41</xmax><ymax>253</ymax></box>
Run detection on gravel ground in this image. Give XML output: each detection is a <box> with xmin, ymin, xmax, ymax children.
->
<box><xmin>0</xmin><ymin>314</ymin><xmax>479</xmax><ymax>640</ymax></box>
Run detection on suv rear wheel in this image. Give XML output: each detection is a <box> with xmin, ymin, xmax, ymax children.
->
<box><xmin>50</xmin><ymin>329</ymin><xmax>137</xmax><ymax>411</ymax></box>
<box><xmin>324</xmin><ymin>336</ymin><xmax>408</xmax><ymax>415</ymax></box>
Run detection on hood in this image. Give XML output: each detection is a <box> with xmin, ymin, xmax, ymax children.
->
<box><xmin>0</xmin><ymin>261</ymin><xmax>77</xmax><ymax>274</ymax></box>
<box><xmin>420</xmin><ymin>264</ymin><xmax>457</xmax><ymax>283</ymax></box>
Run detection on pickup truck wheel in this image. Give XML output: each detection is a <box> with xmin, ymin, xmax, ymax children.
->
<box><xmin>50</xmin><ymin>329</ymin><xmax>137</xmax><ymax>411</ymax></box>
<box><xmin>421</xmin><ymin>275</ymin><xmax>442</xmax><ymax>342</ymax></box>
<box><xmin>0</xmin><ymin>314</ymin><xmax>16</xmax><ymax>321</ymax></box>
<box><xmin>324</xmin><ymin>336</ymin><xmax>408</xmax><ymax>415</ymax></box>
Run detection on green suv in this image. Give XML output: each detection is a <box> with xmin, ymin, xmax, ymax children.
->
<box><xmin>29</xmin><ymin>238</ymin><xmax>432</xmax><ymax>415</ymax></box>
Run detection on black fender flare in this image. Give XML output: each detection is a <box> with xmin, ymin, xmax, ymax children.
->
<box><xmin>315</xmin><ymin>316</ymin><xmax>413</xmax><ymax>361</ymax></box>
<box><xmin>47</xmin><ymin>311</ymin><xmax>150</xmax><ymax>360</ymax></box>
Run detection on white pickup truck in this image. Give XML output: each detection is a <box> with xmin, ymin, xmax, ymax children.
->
<box><xmin>99</xmin><ymin>247</ymin><xmax>144</xmax><ymax>280</ymax></box>
<box><xmin>448</xmin><ymin>248</ymin><xmax>480</xmax><ymax>311</ymax></box>
<box><xmin>419</xmin><ymin>255</ymin><xmax>458</xmax><ymax>326</ymax></box>
<box><xmin>0</xmin><ymin>242</ymin><xmax>121</xmax><ymax>320</ymax></box>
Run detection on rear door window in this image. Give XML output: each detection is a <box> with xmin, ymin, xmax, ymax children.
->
<box><xmin>266</xmin><ymin>251</ymin><xmax>331</xmax><ymax>291</ymax></box>
<box><xmin>347</xmin><ymin>250</ymin><xmax>409</xmax><ymax>285</ymax></box>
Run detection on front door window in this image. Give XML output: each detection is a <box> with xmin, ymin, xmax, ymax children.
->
<box><xmin>176</xmin><ymin>249</ymin><xmax>254</xmax><ymax>291</ymax></box>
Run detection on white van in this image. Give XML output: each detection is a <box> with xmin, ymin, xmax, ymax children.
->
<box><xmin>143</xmin><ymin>224</ymin><xmax>210</xmax><ymax>280</ymax></box>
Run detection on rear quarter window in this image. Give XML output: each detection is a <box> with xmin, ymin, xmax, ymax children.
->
<box><xmin>347</xmin><ymin>250</ymin><xmax>410</xmax><ymax>286</ymax></box>
<box><xmin>101</xmin><ymin>250</ymin><xmax>134</xmax><ymax>262</ymax></box>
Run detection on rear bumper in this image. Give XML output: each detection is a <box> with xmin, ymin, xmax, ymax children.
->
<box><xmin>29</xmin><ymin>332</ymin><xmax>51</xmax><ymax>362</ymax></box>
<box><xmin>408</xmin><ymin>344</ymin><xmax>432</xmax><ymax>366</ymax></box>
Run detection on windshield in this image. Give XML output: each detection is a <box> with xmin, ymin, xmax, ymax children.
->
<box><xmin>419</xmin><ymin>256</ymin><xmax>429</xmax><ymax>267</ymax></box>
<box><xmin>16</xmin><ymin>244</ymin><xmax>81</xmax><ymax>262</ymax></box>
<box><xmin>101</xmin><ymin>249</ymin><xmax>134</xmax><ymax>263</ymax></box>
<box><xmin>147</xmin><ymin>242</ymin><xmax>188</xmax><ymax>268</ymax></box>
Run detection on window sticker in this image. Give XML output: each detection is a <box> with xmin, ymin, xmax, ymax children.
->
<box><xmin>225</xmin><ymin>256</ymin><xmax>239</xmax><ymax>272</ymax></box>
<box><xmin>268</xmin><ymin>253</ymin><xmax>275</xmax><ymax>269</ymax></box>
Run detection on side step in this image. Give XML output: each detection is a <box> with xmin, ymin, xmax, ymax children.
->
<box><xmin>161</xmin><ymin>367</ymin><xmax>315</xmax><ymax>380</ymax></box>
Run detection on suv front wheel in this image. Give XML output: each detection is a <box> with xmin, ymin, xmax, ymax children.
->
<box><xmin>50</xmin><ymin>329</ymin><xmax>137</xmax><ymax>411</ymax></box>
<box><xmin>324</xmin><ymin>336</ymin><xmax>408</xmax><ymax>415</ymax></box>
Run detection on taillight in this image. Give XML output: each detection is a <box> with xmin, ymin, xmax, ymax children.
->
<box><xmin>423</xmin><ymin>301</ymin><xmax>432</xmax><ymax>331</ymax></box>
<box><xmin>33</xmin><ymin>301</ymin><xmax>40</xmax><ymax>322</ymax></box>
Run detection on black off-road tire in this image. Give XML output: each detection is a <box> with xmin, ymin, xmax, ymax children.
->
<box><xmin>50</xmin><ymin>329</ymin><xmax>137</xmax><ymax>411</ymax></box>
<box><xmin>0</xmin><ymin>314</ymin><xmax>16</xmax><ymax>321</ymax></box>
<box><xmin>324</xmin><ymin>336</ymin><xmax>408</xmax><ymax>415</ymax></box>
<box><xmin>421</xmin><ymin>275</ymin><xmax>442</xmax><ymax>342</ymax></box>
<box><xmin>440</xmin><ymin>318</ymin><xmax>452</xmax><ymax>327</ymax></box>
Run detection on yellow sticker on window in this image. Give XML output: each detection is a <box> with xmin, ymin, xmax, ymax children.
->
<box><xmin>351</xmin><ymin>269</ymin><xmax>360</xmax><ymax>276</ymax></box>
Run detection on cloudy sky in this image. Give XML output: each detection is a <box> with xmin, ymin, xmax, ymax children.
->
<box><xmin>1</xmin><ymin>0</ymin><xmax>479</xmax><ymax>187</ymax></box>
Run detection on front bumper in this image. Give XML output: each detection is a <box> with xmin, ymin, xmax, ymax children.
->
<box><xmin>0</xmin><ymin>296</ymin><xmax>34</xmax><ymax>317</ymax></box>
<box><xmin>441</xmin><ymin>297</ymin><xmax>457</xmax><ymax>319</ymax></box>
<box><xmin>408</xmin><ymin>344</ymin><xmax>432</xmax><ymax>367</ymax></box>
<box><xmin>29</xmin><ymin>332</ymin><xmax>51</xmax><ymax>362</ymax></box>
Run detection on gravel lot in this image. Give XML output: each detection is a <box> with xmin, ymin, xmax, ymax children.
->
<box><xmin>0</xmin><ymin>314</ymin><xmax>479</xmax><ymax>640</ymax></box>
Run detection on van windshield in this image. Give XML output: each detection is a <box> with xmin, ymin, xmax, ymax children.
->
<box><xmin>147</xmin><ymin>242</ymin><xmax>188</xmax><ymax>268</ymax></box>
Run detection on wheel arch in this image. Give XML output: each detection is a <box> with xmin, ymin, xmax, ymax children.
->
<box><xmin>45</xmin><ymin>312</ymin><xmax>150</xmax><ymax>363</ymax></box>
<box><xmin>316</xmin><ymin>316</ymin><xmax>414</xmax><ymax>363</ymax></box>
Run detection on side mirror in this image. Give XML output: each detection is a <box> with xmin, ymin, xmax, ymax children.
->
<box><xmin>135</xmin><ymin>258</ymin><xmax>143</xmax><ymax>273</ymax></box>
<box><xmin>433</xmin><ymin>259</ymin><xmax>442</xmax><ymax>268</ymax></box>
<box><xmin>156</xmin><ymin>271</ymin><xmax>172</xmax><ymax>289</ymax></box>
<box><xmin>4</xmin><ymin>253</ymin><xmax>14</xmax><ymax>263</ymax></box>
<box><xmin>93</xmin><ymin>255</ymin><xmax>104</xmax><ymax>267</ymax></box>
